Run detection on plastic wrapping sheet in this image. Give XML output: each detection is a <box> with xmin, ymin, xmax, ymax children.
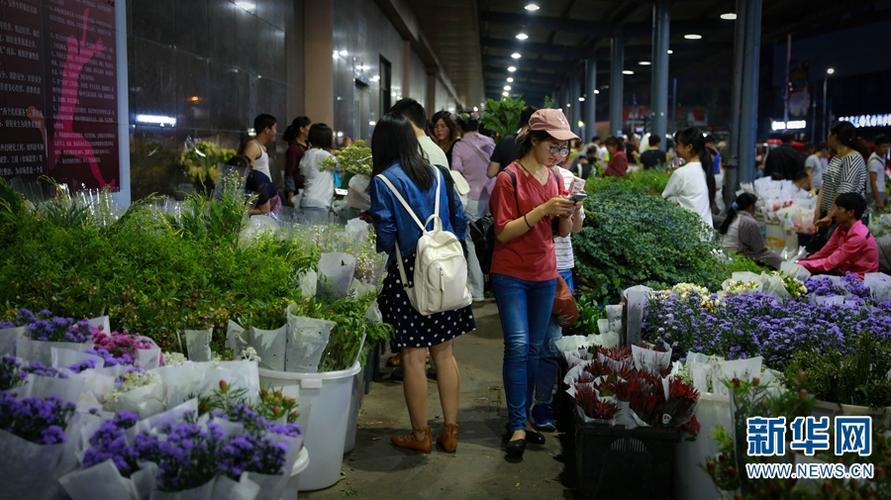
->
<box><xmin>184</xmin><ymin>329</ymin><xmax>213</xmax><ymax>362</ymax></box>
<box><xmin>317</xmin><ymin>253</ymin><xmax>357</xmax><ymax>299</ymax></box>
<box><xmin>0</xmin><ymin>326</ymin><xmax>26</xmax><ymax>356</ymax></box>
<box><xmin>285</xmin><ymin>307</ymin><xmax>335</xmax><ymax>373</ymax></box>
<box><xmin>865</xmin><ymin>272</ymin><xmax>891</xmax><ymax>302</ymax></box>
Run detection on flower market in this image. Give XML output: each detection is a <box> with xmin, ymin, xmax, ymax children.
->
<box><xmin>2</xmin><ymin>1</ymin><xmax>891</xmax><ymax>499</ymax></box>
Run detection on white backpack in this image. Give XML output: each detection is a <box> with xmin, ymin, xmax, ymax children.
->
<box><xmin>376</xmin><ymin>168</ymin><xmax>472</xmax><ymax>316</ymax></box>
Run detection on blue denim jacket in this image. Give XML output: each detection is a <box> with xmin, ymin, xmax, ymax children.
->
<box><xmin>370</xmin><ymin>163</ymin><xmax>467</xmax><ymax>266</ymax></box>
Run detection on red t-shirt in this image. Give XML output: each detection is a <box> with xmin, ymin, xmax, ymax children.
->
<box><xmin>490</xmin><ymin>162</ymin><xmax>561</xmax><ymax>281</ymax></box>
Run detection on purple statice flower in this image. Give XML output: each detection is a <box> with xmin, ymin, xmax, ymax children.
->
<box><xmin>83</xmin><ymin>411</ymin><xmax>140</xmax><ymax>477</ymax></box>
<box><xmin>0</xmin><ymin>321</ymin><xmax>13</xmax><ymax>329</ymax></box>
<box><xmin>23</xmin><ymin>360</ymin><xmax>69</xmax><ymax>379</ymax></box>
<box><xmin>0</xmin><ymin>393</ymin><xmax>75</xmax><ymax>444</ymax></box>
<box><xmin>218</xmin><ymin>432</ymin><xmax>289</xmax><ymax>479</ymax></box>
<box><xmin>26</xmin><ymin>314</ymin><xmax>94</xmax><ymax>343</ymax></box>
<box><xmin>842</xmin><ymin>273</ymin><xmax>871</xmax><ymax>300</ymax></box>
<box><xmin>141</xmin><ymin>418</ymin><xmax>224</xmax><ymax>492</ymax></box>
<box><xmin>0</xmin><ymin>355</ymin><xmax>27</xmax><ymax>391</ymax></box>
<box><xmin>86</xmin><ymin>347</ymin><xmax>133</xmax><ymax>367</ymax></box>
<box><xmin>267</xmin><ymin>422</ymin><xmax>302</xmax><ymax>438</ymax></box>
<box><xmin>68</xmin><ymin>358</ymin><xmax>99</xmax><ymax>374</ymax></box>
<box><xmin>15</xmin><ymin>308</ymin><xmax>37</xmax><ymax>326</ymax></box>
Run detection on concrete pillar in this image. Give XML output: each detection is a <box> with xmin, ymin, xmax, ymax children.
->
<box><xmin>609</xmin><ymin>33</ymin><xmax>624</xmax><ymax>136</ymax></box>
<box><xmin>402</xmin><ymin>40</ymin><xmax>412</xmax><ymax>100</ymax></box>
<box><xmin>426</xmin><ymin>70</ymin><xmax>436</xmax><ymax>117</ymax></box>
<box><xmin>303</xmin><ymin>0</ymin><xmax>334</xmax><ymax>125</ymax></box>
<box><xmin>732</xmin><ymin>0</ymin><xmax>762</xmax><ymax>185</ymax></box>
<box><xmin>584</xmin><ymin>58</ymin><xmax>597</xmax><ymax>142</ymax></box>
<box><xmin>650</xmin><ymin>0</ymin><xmax>670</xmax><ymax>149</ymax></box>
<box><xmin>569</xmin><ymin>73</ymin><xmax>580</xmax><ymax>135</ymax></box>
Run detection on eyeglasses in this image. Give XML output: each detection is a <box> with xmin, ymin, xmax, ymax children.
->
<box><xmin>548</xmin><ymin>143</ymin><xmax>570</xmax><ymax>157</ymax></box>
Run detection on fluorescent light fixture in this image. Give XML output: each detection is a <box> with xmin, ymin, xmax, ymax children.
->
<box><xmin>235</xmin><ymin>1</ymin><xmax>256</xmax><ymax>11</ymax></box>
<box><xmin>507</xmin><ymin>66</ymin><xmax>517</xmax><ymax>73</ymax></box>
<box><xmin>511</xmin><ymin>52</ymin><xmax>522</xmax><ymax>59</ymax></box>
<box><xmin>135</xmin><ymin>114</ymin><xmax>176</xmax><ymax>127</ymax></box>
<box><xmin>524</xmin><ymin>3</ymin><xmax>540</xmax><ymax>12</ymax></box>
<box><xmin>504</xmin><ymin>85</ymin><xmax>512</xmax><ymax>91</ymax></box>
<box><xmin>593</xmin><ymin>89</ymin><xmax>600</xmax><ymax>94</ymax></box>
<box><xmin>506</xmin><ymin>77</ymin><xmax>514</xmax><ymax>83</ymax></box>
<box><xmin>667</xmin><ymin>49</ymin><xmax>674</xmax><ymax>54</ymax></box>
<box><xmin>247</xmin><ymin>128</ymin><xmax>256</xmax><ymax>137</ymax></box>
<box><xmin>371</xmin><ymin>74</ymin><xmax>381</xmax><ymax>82</ymax></box>
<box><xmin>826</xmin><ymin>67</ymin><xmax>835</xmax><ymax>75</ymax></box>
<box><xmin>638</xmin><ymin>61</ymin><xmax>651</xmax><ymax>66</ymax></box>
<box><xmin>720</xmin><ymin>12</ymin><xmax>737</xmax><ymax>20</ymax></box>
<box><xmin>578</xmin><ymin>96</ymin><xmax>585</xmax><ymax>102</ymax></box>
<box><xmin>515</xmin><ymin>32</ymin><xmax>528</xmax><ymax>41</ymax></box>
<box><xmin>338</xmin><ymin>49</ymin><xmax>348</xmax><ymax>57</ymax></box>
<box><xmin>684</xmin><ymin>34</ymin><xmax>702</xmax><ymax>40</ymax></box>
<box><xmin>623</xmin><ymin>70</ymin><xmax>634</xmax><ymax>75</ymax></box>
<box><xmin>369</xmin><ymin>121</ymin><xmax>376</xmax><ymax>126</ymax></box>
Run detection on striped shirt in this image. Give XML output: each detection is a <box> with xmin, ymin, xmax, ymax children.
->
<box><xmin>554</xmin><ymin>167</ymin><xmax>585</xmax><ymax>270</ymax></box>
<box><xmin>820</xmin><ymin>151</ymin><xmax>867</xmax><ymax>214</ymax></box>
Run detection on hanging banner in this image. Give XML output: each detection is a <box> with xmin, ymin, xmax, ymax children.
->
<box><xmin>0</xmin><ymin>0</ymin><xmax>119</xmax><ymax>189</ymax></box>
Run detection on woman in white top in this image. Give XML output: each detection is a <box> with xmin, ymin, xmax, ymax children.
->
<box><xmin>662</xmin><ymin>127</ymin><xmax>717</xmax><ymax>228</ymax></box>
<box><xmin>299</xmin><ymin>123</ymin><xmax>336</xmax><ymax>224</ymax></box>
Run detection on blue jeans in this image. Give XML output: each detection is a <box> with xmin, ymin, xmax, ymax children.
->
<box><xmin>534</xmin><ymin>270</ymin><xmax>575</xmax><ymax>406</ymax></box>
<box><xmin>492</xmin><ymin>273</ymin><xmax>557</xmax><ymax>432</ymax></box>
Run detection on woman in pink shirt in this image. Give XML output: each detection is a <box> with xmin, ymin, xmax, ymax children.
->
<box><xmin>799</xmin><ymin>193</ymin><xmax>879</xmax><ymax>278</ymax></box>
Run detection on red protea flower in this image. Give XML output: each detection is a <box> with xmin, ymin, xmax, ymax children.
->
<box><xmin>599</xmin><ymin>346</ymin><xmax>632</xmax><ymax>361</ymax></box>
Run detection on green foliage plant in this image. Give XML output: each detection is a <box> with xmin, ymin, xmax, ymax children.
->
<box><xmin>481</xmin><ymin>97</ymin><xmax>527</xmax><ymax>140</ymax></box>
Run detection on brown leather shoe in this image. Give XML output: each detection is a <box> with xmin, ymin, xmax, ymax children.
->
<box><xmin>437</xmin><ymin>423</ymin><xmax>458</xmax><ymax>453</ymax></box>
<box><xmin>391</xmin><ymin>427</ymin><xmax>432</xmax><ymax>453</ymax></box>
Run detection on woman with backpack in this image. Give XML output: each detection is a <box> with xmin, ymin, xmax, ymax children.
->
<box><xmin>369</xmin><ymin>112</ymin><xmax>475</xmax><ymax>454</ymax></box>
<box><xmin>489</xmin><ymin>109</ymin><xmax>579</xmax><ymax>460</ymax></box>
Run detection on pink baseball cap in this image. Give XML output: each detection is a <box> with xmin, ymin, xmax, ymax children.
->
<box><xmin>527</xmin><ymin>109</ymin><xmax>580</xmax><ymax>142</ymax></box>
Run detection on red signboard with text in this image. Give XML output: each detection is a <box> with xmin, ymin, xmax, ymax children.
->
<box><xmin>1</xmin><ymin>0</ymin><xmax>119</xmax><ymax>189</ymax></box>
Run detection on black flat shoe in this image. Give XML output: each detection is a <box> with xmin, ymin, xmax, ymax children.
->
<box><xmin>524</xmin><ymin>429</ymin><xmax>546</xmax><ymax>445</ymax></box>
<box><xmin>505</xmin><ymin>438</ymin><xmax>526</xmax><ymax>459</ymax></box>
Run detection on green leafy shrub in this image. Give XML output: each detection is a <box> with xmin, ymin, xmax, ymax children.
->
<box><xmin>585</xmin><ymin>169</ymin><xmax>671</xmax><ymax>197</ymax></box>
<box><xmin>573</xmin><ymin>181</ymin><xmax>755</xmax><ymax>305</ymax></box>
<box><xmin>480</xmin><ymin>97</ymin><xmax>526</xmax><ymax>140</ymax></box>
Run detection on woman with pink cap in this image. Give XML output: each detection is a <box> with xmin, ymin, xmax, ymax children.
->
<box><xmin>488</xmin><ymin>108</ymin><xmax>581</xmax><ymax>460</ymax></box>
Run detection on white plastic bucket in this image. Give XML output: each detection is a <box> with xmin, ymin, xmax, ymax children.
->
<box><xmin>673</xmin><ymin>394</ymin><xmax>733</xmax><ymax>500</ymax></box>
<box><xmin>344</xmin><ymin>368</ymin><xmax>365</xmax><ymax>453</ymax></box>
<box><xmin>259</xmin><ymin>361</ymin><xmax>361</xmax><ymax>491</ymax></box>
<box><xmin>278</xmin><ymin>447</ymin><xmax>310</xmax><ymax>500</ymax></box>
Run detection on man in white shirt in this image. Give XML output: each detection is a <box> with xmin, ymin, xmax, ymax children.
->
<box><xmin>869</xmin><ymin>135</ymin><xmax>889</xmax><ymax>212</ymax></box>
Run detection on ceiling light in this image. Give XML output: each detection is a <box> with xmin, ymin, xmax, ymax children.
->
<box><xmin>369</xmin><ymin>121</ymin><xmax>376</xmax><ymax>126</ymax></box>
<box><xmin>515</xmin><ymin>32</ymin><xmax>528</xmax><ymax>41</ymax></box>
<box><xmin>566</xmin><ymin>103</ymin><xmax>571</xmax><ymax>108</ymax></box>
<box><xmin>371</xmin><ymin>74</ymin><xmax>381</xmax><ymax>82</ymax></box>
<box><xmin>524</xmin><ymin>3</ymin><xmax>540</xmax><ymax>12</ymax></box>
<box><xmin>720</xmin><ymin>12</ymin><xmax>737</xmax><ymax>20</ymax></box>
<box><xmin>593</xmin><ymin>89</ymin><xmax>600</xmax><ymax>94</ymax></box>
<box><xmin>338</xmin><ymin>49</ymin><xmax>349</xmax><ymax>57</ymax></box>
<box><xmin>507</xmin><ymin>66</ymin><xmax>517</xmax><ymax>73</ymax></box>
<box><xmin>622</xmin><ymin>70</ymin><xmax>634</xmax><ymax>75</ymax></box>
<box><xmin>578</xmin><ymin>120</ymin><xmax>585</xmax><ymax>128</ymax></box>
<box><xmin>502</xmin><ymin>91</ymin><xmax>510</xmax><ymax>97</ymax></box>
<box><xmin>511</xmin><ymin>52</ymin><xmax>522</xmax><ymax>60</ymax></box>
<box><xmin>578</xmin><ymin>96</ymin><xmax>585</xmax><ymax>102</ymax></box>
<box><xmin>506</xmin><ymin>77</ymin><xmax>514</xmax><ymax>83</ymax></box>
<box><xmin>235</xmin><ymin>1</ymin><xmax>256</xmax><ymax>11</ymax></box>
<box><xmin>473</xmin><ymin>106</ymin><xmax>479</xmax><ymax>112</ymax></box>
<box><xmin>683</xmin><ymin>34</ymin><xmax>702</xmax><ymax>40</ymax></box>
<box><xmin>826</xmin><ymin>67</ymin><xmax>835</xmax><ymax>75</ymax></box>
<box><xmin>667</xmin><ymin>49</ymin><xmax>674</xmax><ymax>54</ymax></box>
<box><xmin>638</xmin><ymin>61</ymin><xmax>651</xmax><ymax>66</ymax></box>
<box><xmin>504</xmin><ymin>85</ymin><xmax>512</xmax><ymax>91</ymax></box>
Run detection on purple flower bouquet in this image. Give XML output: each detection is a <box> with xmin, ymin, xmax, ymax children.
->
<box><xmin>13</xmin><ymin>309</ymin><xmax>98</xmax><ymax>366</ymax></box>
<box><xmin>0</xmin><ymin>392</ymin><xmax>83</xmax><ymax>500</ymax></box>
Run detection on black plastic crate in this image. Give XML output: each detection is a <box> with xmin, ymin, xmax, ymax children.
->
<box><xmin>574</xmin><ymin>415</ymin><xmax>681</xmax><ymax>500</ymax></box>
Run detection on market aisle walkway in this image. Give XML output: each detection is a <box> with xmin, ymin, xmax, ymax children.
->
<box><xmin>303</xmin><ymin>302</ymin><xmax>571</xmax><ymax>499</ymax></box>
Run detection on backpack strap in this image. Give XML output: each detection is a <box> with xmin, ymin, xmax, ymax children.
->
<box><xmin>375</xmin><ymin>168</ymin><xmax>444</xmax><ymax>290</ymax></box>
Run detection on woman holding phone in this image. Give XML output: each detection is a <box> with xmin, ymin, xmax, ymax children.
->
<box><xmin>489</xmin><ymin>109</ymin><xmax>580</xmax><ymax>460</ymax></box>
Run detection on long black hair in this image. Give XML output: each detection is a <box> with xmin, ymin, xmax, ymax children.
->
<box><xmin>830</xmin><ymin>121</ymin><xmax>869</xmax><ymax>158</ymax></box>
<box><xmin>283</xmin><ymin>116</ymin><xmax>311</xmax><ymax>142</ymax></box>
<box><xmin>675</xmin><ymin>127</ymin><xmax>717</xmax><ymax>208</ymax></box>
<box><xmin>719</xmin><ymin>192</ymin><xmax>758</xmax><ymax>235</ymax></box>
<box><xmin>371</xmin><ymin>112</ymin><xmax>434</xmax><ymax>190</ymax></box>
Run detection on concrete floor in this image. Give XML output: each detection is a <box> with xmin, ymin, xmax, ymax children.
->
<box><xmin>303</xmin><ymin>302</ymin><xmax>574</xmax><ymax>500</ymax></box>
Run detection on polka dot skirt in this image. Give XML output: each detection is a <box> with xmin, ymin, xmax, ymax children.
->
<box><xmin>377</xmin><ymin>255</ymin><xmax>476</xmax><ymax>349</ymax></box>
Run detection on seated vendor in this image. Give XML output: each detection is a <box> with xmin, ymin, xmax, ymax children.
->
<box><xmin>720</xmin><ymin>193</ymin><xmax>782</xmax><ymax>270</ymax></box>
<box><xmin>799</xmin><ymin>192</ymin><xmax>879</xmax><ymax>277</ymax></box>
